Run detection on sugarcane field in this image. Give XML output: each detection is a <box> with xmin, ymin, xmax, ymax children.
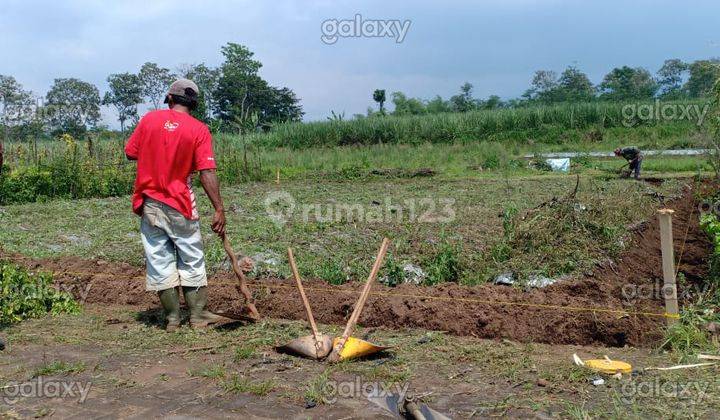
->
<box><xmin>2</xmin><ymin>1</ymin><xmax>720</xmax><ymax>419</ymax></box>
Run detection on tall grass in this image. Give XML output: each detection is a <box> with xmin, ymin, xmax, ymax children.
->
<box><xmin>242</xmin><ymin>100</ymin><xmax>706</xmax><ymax>148</ymax></box>
<box><xmin>0</xmin><ymin>100</ymin><xmax>707</xmax><ymax>205</ymax></box>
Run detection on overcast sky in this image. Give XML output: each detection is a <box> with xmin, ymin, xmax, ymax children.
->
<box><xmin>2</xmin><ymin>0</ymin><xmax>719</xmax><ymax>126</ymax></box>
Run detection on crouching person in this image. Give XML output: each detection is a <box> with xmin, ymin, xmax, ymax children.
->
<box><xmin>614</xmin><ymin>146</ymin><xmax>643</xmax><ymax>179</ymax></box>
<box><xmin>125</xmin><ymin>79</ymin><xmax>234</xmax><ymax>331</ymax></box>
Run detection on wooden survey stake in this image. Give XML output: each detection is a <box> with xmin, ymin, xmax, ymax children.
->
<box><xmin>657</xmin><ymin>209</ymin><xmax>678</xmax><ymax>324</ymax></box>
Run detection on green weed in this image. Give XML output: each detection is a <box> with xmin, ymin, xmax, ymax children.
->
<box><xmin>33</xmin><ymin>361</ymin><xmax>86</xmax><ymax>377</ymax></box>
<box><xmin>189</xmin><ymin>365</ymin><xmax>226</xmax><ymax>380</ymax></box>
<box><xmin>380</xmin><ymin>254</ymin><xmax>405</xmax><ymax>287</ymax></box>
<box><xmin>316</xmin><ymin>260</ymin><xmax>347</xmax><ymax>285</ymax></box>
<box><xmin>424</xmin><ymin>241</ymin><xmax>462</xmax><ymax>285</ymax></box>
<box><xmin>222</xmin><ymin>375</ymin><xmax>274</xmax><ymax>396</ymax></box>
<box><xmin>304</xmin><ymin>370</ymin><xmax>332</xmax><ymax>405</ymax></box>
<box><xmin>0</xmin><ymin>262</ymin><xmax>80</xmax><ymax>326</ymax></box>
<box><xmin>232</xmin><ymin>345</ymin><xmax>255</xmax><ymax>361</ymax></box>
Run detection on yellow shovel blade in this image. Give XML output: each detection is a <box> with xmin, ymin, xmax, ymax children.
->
<box><xmin>584</xmin><ymin>359</ymin><xmax>632</xmax><ymax>374</ymax></box>
<box><xmin>332</xmin><ymin>336</ymin><xmax>390</xmax><ymax>361</ymax></box>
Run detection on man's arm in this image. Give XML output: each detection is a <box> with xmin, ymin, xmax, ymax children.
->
<box><xmin>199</xmin><ymin>169</ymin><xmax>226</xmax><ymax>236</ymax></box>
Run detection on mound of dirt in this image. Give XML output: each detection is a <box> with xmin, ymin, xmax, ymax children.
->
<box><xmin>3</xmin><ymin>185</ymin><xmax>711</xmax><ymax>347</ymax></box>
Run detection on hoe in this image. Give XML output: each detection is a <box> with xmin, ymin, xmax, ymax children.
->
<box><xmin>276</xmin><ymin>248</ymin><xmax>333</xmax><ymax>359</ymax></box>
<box><xmin>327</xmin><ymin>237</ymin><xmax>391</xmax><ymax>362</ymax></box>
<box><xmin>278</xmin><ymin>238</ymin><xmax>391</xmax><ymax>361</ymax></box>
<box><xmin>220</xmin><ymin>233</ymin><xmax>261</xmax><ymax>321</ymax></box>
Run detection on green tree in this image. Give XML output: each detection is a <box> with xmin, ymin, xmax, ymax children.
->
<box><xmin>214</xmin><ymin>43</ymin><xmax>303</xmax><ymax>126</ymax></box>
<box><xmin>177</xmin><ymin>63</ymin><xmax>220</xmax><ymax>121</ymax></box>
<box><xmin>265</xmin><ymin>87</ymin><xmax>303</xmax><ymax>123</ymax></box>
<box><xmin>705</xmin><ymin>78</ymin><xmax>720</xmax><ymax>178</ymax></box>
<box><xmin>426</xmin><ymin>95</ymin><xmax>451</xmax><ymax>113</ymax></box>
<box><xmin>481</xmin><ymin>95</ymin><xmax>504</xmax><ymax>109</ymax></box>
<box><xmin>45</xmin><ymin>78</ymin><xmax>101</xmax><ymax>137</ymax></box>
<box><xmin>373</xmin><ymin>89</ymin><xmax>386</xmax><ymax>113</ymax></box>
<box><xmin>391</xmin><ymin>91</ymin><xmax>426</xmax><ymax>115</ymax></box>
<box><xmin>103</xmin><ymin>73</ymin><xmax>143</xmax><ymax>132</ymax></box>
<box><xmin>0</xmin><ymin>75</ymin><xmax>34</xmax><ymax>144</ymax></box>
<box><xmin>138</xmin><ymin>62</ymin><xmax>175</xmax><ymax>109</ymax></box>
<box><xmin>598</xmin><ymin>66</ymin><xmax>657</xmax><ymax>101</ymax></box>
<box><xmin>557</xmin><ymin>66</ymin><xmax>594</xmax><ymax>102</ymax></box>
<box><xmin>685</xmin><ymin>59</ymin><xmax>720</xmax><ymax>98</ymax></box>
<box><xmin>525</xmin><ymin>70</ymin><xmax>559</xmax><ymax>102</ymax></box>
<box><xmin>657</xmin><ymin>59</ymin><xmax>689</xmax><ymax>99</ymax></box>
<box><xmin>450</xmin><ymin>82</ymin><xmax>477</xmax><ymax>112</ymax></box>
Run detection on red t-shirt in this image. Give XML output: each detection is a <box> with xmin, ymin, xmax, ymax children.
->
<box><xmin>125</xmin><ymin>109</ymin><xmax>217</xmax><ymax>220</ymax></box>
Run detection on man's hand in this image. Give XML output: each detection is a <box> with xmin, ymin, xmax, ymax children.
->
<box><xmin>211</xmin><ymin>209</ymin><xmax>226</xmax><ymax>236</ymax></box>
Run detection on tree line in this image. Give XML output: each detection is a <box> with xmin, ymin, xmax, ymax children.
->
<box><xmin>0</xmin><ymin>43</ymin><xmax>303</xmax><ymax>140</ymax></box>
<box><xmin>365</xmin><ymin>58</ymin><xmax>720</xmax><ymax>117</ymax></box>
<box><xmin>3</xmin><ymin>52</ymin><xmax>719</xmax><ymax>140</ymax></box>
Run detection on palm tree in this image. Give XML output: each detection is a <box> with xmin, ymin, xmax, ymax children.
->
<box><xmin>373</xmin><ymin>89</ymin><xmax>386</xmax><ymax>114</ymax></box>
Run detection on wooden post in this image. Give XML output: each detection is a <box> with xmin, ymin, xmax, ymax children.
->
<box><xmin>657</xmin><ymin>209</ymin><xmax>678</xmax><ymax>325</ymax></box>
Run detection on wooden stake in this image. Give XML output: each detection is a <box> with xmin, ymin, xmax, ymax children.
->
<box><xmin>276</xmin><ymin>168</ymin><xmax>280</xmax><ymax>184</ymax></box>
<box><xmin>657</xmin><ymin>209</ymin><xmax>678</xmax><ymax>325</ymax></box>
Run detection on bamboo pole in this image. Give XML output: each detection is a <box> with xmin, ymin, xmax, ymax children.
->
<box><xmin>657</xmin><ymin>209</ymin><xmax>678</xmax><ymax>325</ymax></box>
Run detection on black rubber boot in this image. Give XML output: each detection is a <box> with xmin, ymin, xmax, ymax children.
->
<box><xmin>183</xmin><ymin>286</ymin><xmax>235</xmax><ymax>328</ymax></box>
<box><xmin>157</xmin><ymin>287</ymin><xmax>181</xmax><ymax>332</ymax></box>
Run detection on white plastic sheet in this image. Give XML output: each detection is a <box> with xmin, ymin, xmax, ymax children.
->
<box><xmin>546</xmin><ymin>158</ymin><xmax>570</xmax><ymax>172</ymax></box>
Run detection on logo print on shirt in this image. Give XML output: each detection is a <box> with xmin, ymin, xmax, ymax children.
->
<box><xmin>163</xmin><ymin>121</ymin><xmax>180</xmax><ymax>132</ymax></box>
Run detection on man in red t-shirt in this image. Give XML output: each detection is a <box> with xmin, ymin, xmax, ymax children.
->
<box><xmin>125</xmin><ymin>78</ymin><xmax>235</xmax><ymax>331</ymax></box>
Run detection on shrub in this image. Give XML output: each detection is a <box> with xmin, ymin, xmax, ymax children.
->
<box><xmin>380</xmin><ymin>255</ymin><xmax>405</xmax><ymax>287</ymax></box>
<box><xmin>317</xmin><ymin>260</ymin><xmax>347</xmax><ymax>285</ymax></box>
<box><xmin>0</xmin><ymin>262</ymin><xmax>80</xmax><ymax>326</ymax></box>
<box><xmin>424</xmin><ymin>241</ymin><xmax>462</xmax><ymax>285</ymax></box>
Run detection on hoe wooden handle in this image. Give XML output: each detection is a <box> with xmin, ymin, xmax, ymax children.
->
<box><xmin>328</xmin><ymin>237</ymin><xmax>390</xmax><ymax>361</ymax></box>
<box><xmin>222</xmin><ymin>233</ymin><xmax>261</xmax><ymax>320</ymax></box>
<box><xmin>287</xmin><ymin>248</ymin><xmax>321</xmax><ymax>342</ymax></box>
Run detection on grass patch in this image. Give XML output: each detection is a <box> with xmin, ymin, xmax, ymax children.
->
<box><xmin>304</xmin><ymin>369</ymin><xmax>332</xmax><ymax>405</ymax></box>
<box><xmin>188</xmin><ymin>364</ymin><xmax>226</xmax><ymax>380</ymax></box>
<box><xmin>479</xmin><ymin>176</ymin><xmax>655</xmax><ymax>280</ymax></box>
<box><xmin>563</xmin><ymin>401</ymin><xmax>592</xmax><ymax>420</ymax></box>
<box><xmin>222</xmin><ymin>374</ymin><xmax>274</xmax><ymax>396</ymax></box>
<box><xmin>33</xmin><ymin>361</ymin><xmax>86</xmax><ymax>377</ymax></box>
<box><xmin>0</xmin><ymin>176</ymin><xmax>687</xmax><ymax>286</ymax></box>
<box><xmin>232</xmin><ymin>345</ymin><xmax>255</xmax><ymax>362</ymax></box>
<box><xmin>661</xmin><ymin>306</ymin><xmax>718</xmax><ymax>361</ymax></box>
<box><xmin>3</xmin><ymin>306</ymin><xmax>720</xmax><ymax>418</ymax></box>
<box><xmin>424</xmin><ymin>241</ymin><xmax>462</xmax><ymax>285</ymax></box>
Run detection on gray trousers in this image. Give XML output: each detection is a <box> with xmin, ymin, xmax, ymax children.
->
<box><xmin>140</xmin><ymin>198</ymin><xmax>208</xmax><ymax>291</ymax></box>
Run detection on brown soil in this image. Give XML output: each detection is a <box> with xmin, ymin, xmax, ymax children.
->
<box><xmin>4</xmin><ymin>186</ymin><xmax>712</xmax><ymax>347</ymax></box>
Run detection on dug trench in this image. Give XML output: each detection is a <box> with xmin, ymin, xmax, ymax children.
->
<box><xmin>4</xmin><ymin>186</ymin><xmax>712</xmax><ymax>348</ymax></box>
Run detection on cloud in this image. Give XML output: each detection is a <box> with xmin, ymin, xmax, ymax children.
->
<box><xmin>2</xmin><ymin>0</ymin><xmax>720</xmax><ymax>126</ymax></box>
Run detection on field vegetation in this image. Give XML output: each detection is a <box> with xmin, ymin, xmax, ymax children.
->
<box><xmin>0</xmin><ymin>175</ymin><xmax>687</xmax><ymax>286</ymax></box>
<box><xmin>0</xmin><ymin>99</ymin><xmax>710</xmax><ymax>205</ymax></box>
